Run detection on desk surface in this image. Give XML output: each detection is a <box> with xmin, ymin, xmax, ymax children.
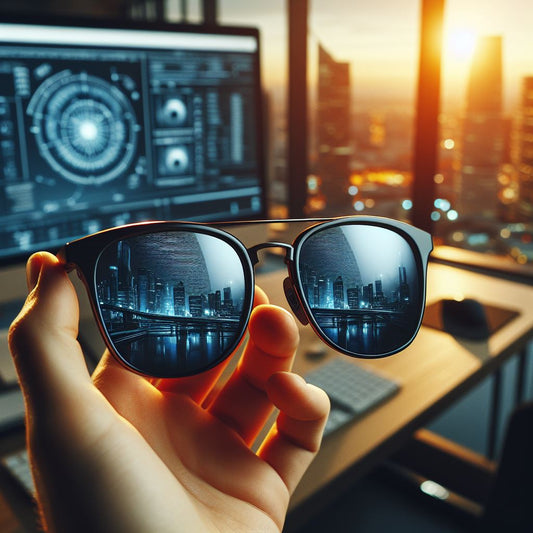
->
<box><xmin>2</xmin><ymin>260</ymin><xmax>533</xmax><ymax>532</ymax></box>
<box><xmin>259</xmin><ymin>261</ymin><xmax>533</xmax><ymax>529</ymax></box>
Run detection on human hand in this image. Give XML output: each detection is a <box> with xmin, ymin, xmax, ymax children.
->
<box><xmin>8</xmin><ymin>251</ymin><xmax>329</xmax><ymax>533</ymax></box>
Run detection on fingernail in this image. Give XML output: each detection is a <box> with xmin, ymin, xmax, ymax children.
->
<box><xmin>26</xmin><ymin>253</ymin><xmax>44</xmax><ymax>292</ymax></box>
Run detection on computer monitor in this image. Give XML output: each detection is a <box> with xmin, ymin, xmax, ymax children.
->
<box><xmin>0</xmin><ymin>16</ymin><xmax>266</xmax><ymax>267</ymax></box>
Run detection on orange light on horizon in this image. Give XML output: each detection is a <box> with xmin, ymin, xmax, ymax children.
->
<box><xmin>350</xmin><ymin>170</ymin><xmax>412</xmax><ymax>188</ymax></box>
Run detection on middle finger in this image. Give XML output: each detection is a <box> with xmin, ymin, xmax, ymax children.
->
<box><xmin>207</xmin><ymin>302</ymin><xmax>299</xmax><ymax>445</ymax></box>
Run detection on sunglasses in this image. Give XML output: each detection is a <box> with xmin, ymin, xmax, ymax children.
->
<box><xmin>57</xmin><ymin>216</ymin><xmax>433</xmax><ymax>378</ymax></box>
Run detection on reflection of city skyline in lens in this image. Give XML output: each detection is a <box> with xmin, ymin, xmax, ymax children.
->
<box><xmin>94</xmin><ymin>231</ymin><xmax>248</xmax><ymax>377</ymax></box>
<box><xmin>299</xmin><ymin>225</ymin><xmax>417</xmax><ymax>295</ymax></box>
<box><xmin>298</xmin><ymin>225</ymin><xmax>420</xmax><ymax>356</ymax></box>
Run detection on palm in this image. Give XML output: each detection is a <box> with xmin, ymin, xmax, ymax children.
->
<box><xmin>83</xmin><ymin>374</ymin><xmax>287</xmax><ymax>532</ymax></box>
<box><xmin>128</xmin><ymin>389</ymin><xmax>287</xmax><ymax>531</ymax></box>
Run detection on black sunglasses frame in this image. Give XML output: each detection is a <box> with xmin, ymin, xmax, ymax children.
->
<box><xmin>57</xmin><ymin>216</ymin><xmax>433</xmax><ymax>378</ymax></box>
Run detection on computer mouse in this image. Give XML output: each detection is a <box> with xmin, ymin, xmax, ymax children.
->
<box><xmin>441</xmin><ymin>298</ymin><xmax>491</xmax><ymax>341</ymax></box>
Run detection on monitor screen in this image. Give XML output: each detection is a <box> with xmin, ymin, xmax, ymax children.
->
<box><xmin>0</xmin><ymin>17</ymin><xmax>265</xmax><ymax>265</ymax></box>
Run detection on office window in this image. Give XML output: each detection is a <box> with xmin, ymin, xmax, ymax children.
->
<box><xmin>220</xmin><ymin>0</ymin><xmax>533</xmax><ymax>274</ymax></box>
<box><xmin>307</xmin><ymin>0</ymin><xmax>420</xmax><ymax>220</ymax></box>
<box><xmin>435</xmin><ymin>0</ymin><xmax>533</xmax><ymax>267</ymax></box>
<box><xmin>220</xmin><ymin>0</ymin><xmax>420</xmax><ymax>220</ymax></box>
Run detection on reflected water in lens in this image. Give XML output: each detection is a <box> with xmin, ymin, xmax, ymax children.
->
<box><xmin>298</xmin><ymin>224</ymin><xmax>421</xmax><ymax>356</ymax></box>
<box><xmin>95</xmin><ymin>231</ymin><xmax>248</xmax><ymax>376</ymax></box>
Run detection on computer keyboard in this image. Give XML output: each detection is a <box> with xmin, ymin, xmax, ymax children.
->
<box><xmin>1</xmin><ymin>448</ymin><xmax>35</xmax><ymax>497</ymax></box>
<box><xmin>305</xmin><ymin>358</ymin><xmax>400</xmax><ymax>437</ymax></box>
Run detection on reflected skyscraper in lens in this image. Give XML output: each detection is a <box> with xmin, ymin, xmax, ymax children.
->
<box><xmin>333</xmin><ymin>276</ymin><xmax>344</xmax><ymax>309</ymax></box>
<box><xmin>136</xmin><ymin>267</ymin><xmax>151</xmax><ymax>312</ymax></box>
<box><xmin>300</xmin><ymin>228</ymin><xmax>362</xmax><ymax>305</ymax></box>
<box><xmin>173</xmin><ymin>281</ymin><xmax>186</xmax><ymax>315</ymax></box>
<box><xmin>398</xmin><ymin>266</ymin><xmax>409</xmax><ymax>302</ymax></box>
<box><xmin>457</xmin><ymin>35</ymin><xmax>504</xmax><ymax>219</ymax></box>
<box><xmin>117</xmin><ymin>241</ymin><xmax>132</xmax><ymax>290</ymax></box>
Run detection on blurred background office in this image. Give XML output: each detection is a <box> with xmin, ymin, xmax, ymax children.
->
<box><xmin>2</xmin><ymin>0</ymin><xmax>533</xmax><ymax>284</ymax></box>
<box><xmin>1</xmin><ymin>1</ymin><xmax>533</xmax><ymax>531</ymax></box>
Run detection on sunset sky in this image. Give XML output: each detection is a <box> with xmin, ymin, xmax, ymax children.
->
<box><xmin>170</xmin><ymin>0</ymin><xmax>533</xmax><ymax>111</ymax></box>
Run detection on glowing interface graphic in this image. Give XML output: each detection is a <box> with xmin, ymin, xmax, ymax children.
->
<box><xmin>27</xmin><ymin>71</ymin><xmax>140</xmax><ymax>185</ymax></box>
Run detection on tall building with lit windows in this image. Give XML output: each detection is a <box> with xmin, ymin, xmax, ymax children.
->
<box><xmin>518</xmin><ymin>76</ymin><xmax>533</xmax><ymax>218</ymax></box>
<box><xmin>316</xmin><ymin>43</ymin><xmax>352</xmax><ymax>210</ymax></box>
<box><xmin>333</xmin><ymin>276</ymin><xmax>344</xmax><ymax>309</ymax></box>
<box><xmin>347</xmin><ymin>287</ymin><xmax>359</xmax><ymax>309</ymax></box>
<box><xmin>457</xmin><ymin>35</ymin><xmax>504</xmax><ymax>219</ymax></box>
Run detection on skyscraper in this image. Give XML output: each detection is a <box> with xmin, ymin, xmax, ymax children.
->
<box><xmin>174</xmin><ymin>281</ymin><xmax>186</xmax><ymax>315</ymax></box>
<box><xmin>457</xmin><ymin>35</ymin><xmax>504</xmax><ymax>219</ymax></box>
<box><xmin>117</xmin><ymin>240</ymin><xmax>132</xmax><ymax>292</ymax></box>
<box><xmin>316</xmin><ymin>43</ymin><xmax>352</xmax><ymax>211</ymax></box>
<box><xmin>333</xmin><ymin>276</ymin><xmax>344</xmax><ymax>309</ymax></box>
<box><xmin>137</xmin><ymin>268</ymin><xmax>151</xmax><ymax>312</ymax></box>
<box><xmin>518</xmin><ymin>76</ymin><xmax>533</xmax><ymax>218</ymax></box>
<box><xmin>347</xmin><ymin>286</ymin><xmax>359</xmax><ymax>309</ymax></box>
<box><xmin>362</xmin><ymin>283</ymin><xmax>374</xmax><ymax>307</ymax></box>
<box><xmin>374</xmin><ymin>279</ymin><xmax>384</xmax><ymax>307</ymax></box>
<box><xmin>398</xmin><ymin>266</ymin><xmax>409</xmax><ymax>303</ymax></box>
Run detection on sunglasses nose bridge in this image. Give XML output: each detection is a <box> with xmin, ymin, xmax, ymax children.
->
<box><xmin>247</xmin><ymin>242</ymin><xmax>309</xmax><ymax>326</ymax></box>
<box><xmin>246</xmin><ymin>242</ymin><xmax>294</xmax><ymax>266</ymax></box>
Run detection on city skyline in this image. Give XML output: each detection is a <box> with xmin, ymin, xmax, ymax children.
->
<box><xmin>96</xmin><ymin>234</ymin><xmax>247</xmax><ymax>318</ymax></box>
<box><xmin>284</xmin><ymin>7</ymin><xmax>533</xmax><ymax>263</ymax></box>
<box><xmin>208</xmin><ymin>0</ymin><xmax>532</xmax><ymax>111</ymax></box>
<box><xmin>299</xmin><ymin>263</ymin><xmax>411</xmax><ymax>312</ymax></box>
<box><xmin>98</xmin><ymin>260</ymin><xmax>242</xmax><ymax>319</ymax></box>
<box><xmin>299</xmin><ymin>263</ymin><xmax>416</xmax><ymax>357</ymax></box>
<box><xmin>297</xmin><ymin>224</ymin><xmax>420</xmax><ymax>306</ymax></box>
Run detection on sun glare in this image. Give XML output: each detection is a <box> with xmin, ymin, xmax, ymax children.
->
<box><xmin>445</xmin><ymin>28</ymin><xmax>477</xmax><ymax>61</ymax></box>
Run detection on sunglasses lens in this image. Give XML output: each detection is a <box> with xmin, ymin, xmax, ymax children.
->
<box><xmin>94</xmin><ymin>231</ymin><xmax>250</xmax><ymax>377</ymax></box>
<box><xmin>297</xmin><ymin>224</ymin><xmax>423</xmax><ymax>357</ymax></box>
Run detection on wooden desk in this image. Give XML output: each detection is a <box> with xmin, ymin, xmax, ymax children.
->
<box><xmin>2</xmin><ymin>261</ymin><xmax>533</xmax><ymax>531</ymax></box>
<box><xmin>263</xmin><ymin>262</ymin><xmax>533</xmax><ymax>531</ymax></box>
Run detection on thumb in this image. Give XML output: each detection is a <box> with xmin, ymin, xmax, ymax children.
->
<box><xmin>8</xmin><ymin>252</ymin><xmax>91</xmax><ymax>411</ymax></box>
